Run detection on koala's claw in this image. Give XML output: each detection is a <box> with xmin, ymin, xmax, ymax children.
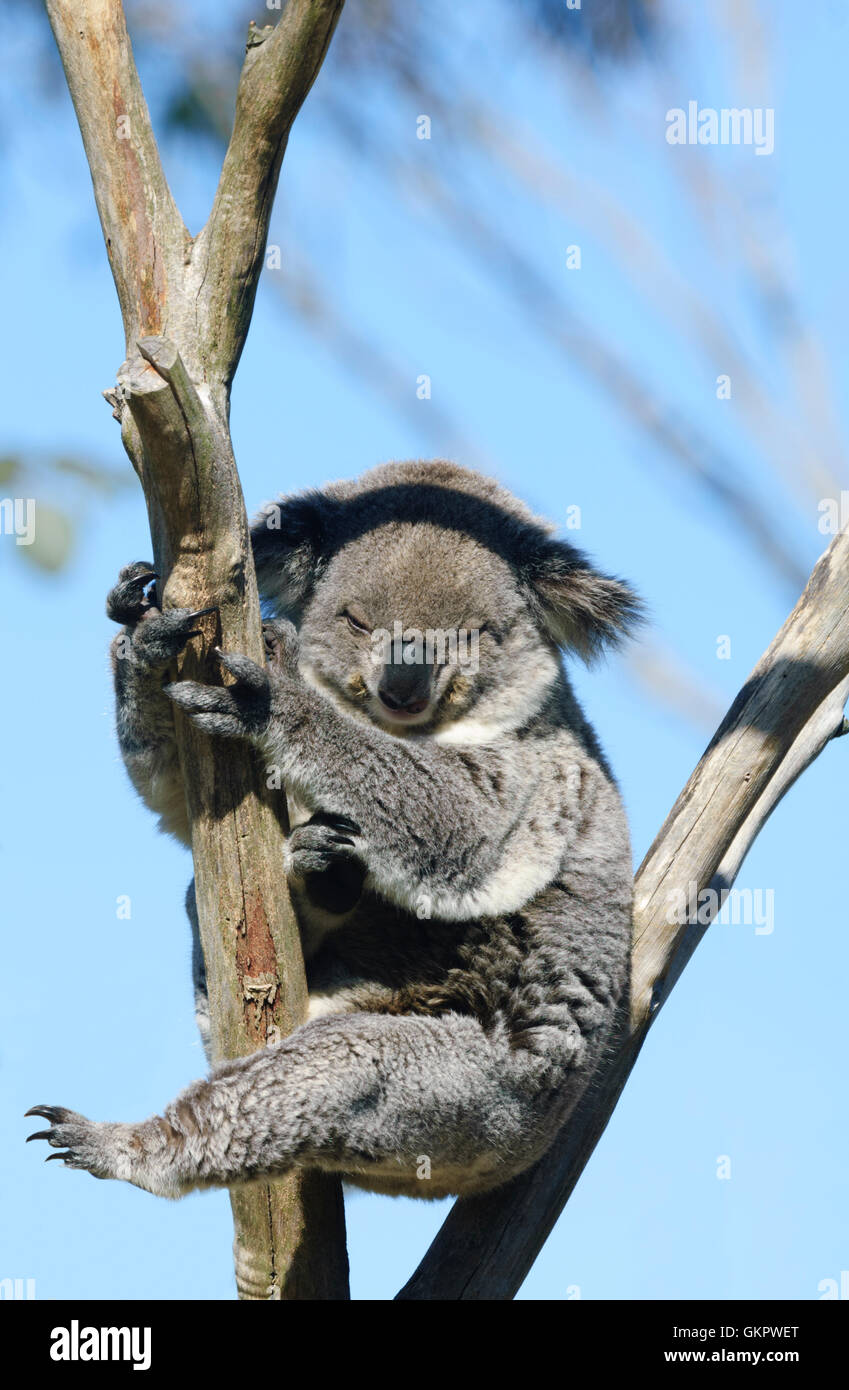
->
<box><xmin>214</xmin><ymin>647</ymin><xmax>269</xmax><ymax>691</ymax></box>
<box><xmin>287</xmin><ymin>819</ymin><xmax>362</xmax><ymax>878</ymax></box>
<box><xmin>126</xmin><ymin>607</ymin><xmax>219</xmax><ymax>671</ymax></box>
<box><xmin>25</xmin><ymin>1103</ymin><xmax>68</xmax><ymax>1124</ymax></box>
<box><xmin>166</xmin><ymin>655</ymin><xmax>272</xmax><ymax>740</ymax></box>
<box><xmin>25</xmin><ymin>1106</ymin><xmax>111</xmax><ymax>1179</ymax></box>
<box><xmin>106</xmin><ymin>561</ymin><xmax>158</xmax><ymax>624</ymax></box>
<box><xmin>310</xmin><ymin>811</ymin><xmax>362</xmax><ymax>837</ymax></box>
<box><xmin>108</xmin><ymin>560</ymin><xmax>221</xmax><ymax>671</ymax></box>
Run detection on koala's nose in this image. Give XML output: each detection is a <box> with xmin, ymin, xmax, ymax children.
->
<box><xmin>378</xmin><ymin>662</ymin><xmax>433</xmax><ymax>714</ymax></box>
<box><xmin>378</xmin><ymin>688</ymin><xmax>429</xmax><ymax>714</ymax></box>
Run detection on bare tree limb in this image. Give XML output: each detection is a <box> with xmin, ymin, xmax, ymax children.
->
<box><xmin>44</xmin><ymin>0</ymin><xmax>187</xmax><ymax>353</ymax></box>
<box><xmin>631</xmin><ymin>522</ymin><xmax>849</xmax><ymax>1026</ymax></box>
<box><xmin>46</xmin><ymin>0</ymin><xmax>349</xmax><ymax>1300</ymax></box>
<box><xmin>397</xmin><ymin>522</ymin><xmax>849</xmax><ymax>1300</ymax></box>
<box><xmin>193</xmin><ymin>2</ymin><xmax>345</xmax><ymax>386</ymax></box>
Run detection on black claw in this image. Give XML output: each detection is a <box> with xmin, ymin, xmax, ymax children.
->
<box><xmin>310</xmin><ymin>812</ymin><xmax>361</xmax><ymax>836</ymax></box>
<box><xmin>26</xmin><ymin>1130</ymin><xmax>53</xmax><ymax>1144</ymax></box>
<box><xmin>187</xmin><ymin>606</ymin><xmax>218</xmax><ymax>622</ymax></box>
<box><xmin>25</xmin><ymin>1105</ymin><xmax>60</xmax><ymax>1121</ymax></box>
<box><xmin>45</xmin><ymin>1152</ymin><xmax>68</xmax><ymax>1163</ymax></box>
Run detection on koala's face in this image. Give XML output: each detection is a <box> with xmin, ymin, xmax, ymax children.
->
<box><xmin>251</xmin><ymin>461</ymin><xmax>641</xmax><ymax>738</ymax></box>
<box><xmin>297</xmin><ymin>523</ymin><xmax>550</xmax><ymax>734</ymax></box>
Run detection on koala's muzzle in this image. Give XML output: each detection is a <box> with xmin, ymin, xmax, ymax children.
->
<box><xmin>377</xmin><ymin>658</ymin><xmax>435</xmax><ymax>715</ymax></box>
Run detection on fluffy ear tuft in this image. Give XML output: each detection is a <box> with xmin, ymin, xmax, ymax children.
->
<box><xmin>522</xmin><ymin>538</ymin><xmax>645</xmax><ymax>662</ymax></box>
<box><xmin>249</xmin><ymin>492</ymin><xmax>333</xmax><ymax>617</ymax></box>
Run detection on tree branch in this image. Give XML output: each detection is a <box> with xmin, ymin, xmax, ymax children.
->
<box><xmin>46</xmin><ymin>0</ymin><xmax>349</xmax><ymax>1300</ymax></box>
<box><xmin>397</xmin><ymin>523</ymin><xmax>849</xmax><ymax>1300</ymax></box>
<box><xmin>193</xmin><ymin>1</ymin><xmax>346</xmax><ymax>387</ymax></box>
<box><xmin>631</xmin><ymin>522</ymin><xmax>849</xmax><ymax>1027</ymax></box>
<box><xmin>45</xmin><ymin>0</ymin><xmax>187</xmax><ymax>354</ymax></box>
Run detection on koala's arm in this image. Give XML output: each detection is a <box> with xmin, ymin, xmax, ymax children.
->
<box><xmin>167</xmin><ymin>638</ymin><xmax>578</xmax><ymax>919</ymax></box>
<box><xmin>266</xmin><ymin>692</ymin><xmax>567</xmax><ymax>919</ymax></box>
<box><xmin>107</xmin><ymin>562</ymin><xmax>215</xmax><ymax>846</ymax></box>
<box><xmin>111</xmin><ymin>636</ymin><xmax>188</xmax><ymax>843</ymax></box>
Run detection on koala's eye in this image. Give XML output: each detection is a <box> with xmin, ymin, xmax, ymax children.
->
<box><xmin>342</xmin><ymin>609</ymin><xmax>372</xmax><ymax>635</ymax></box>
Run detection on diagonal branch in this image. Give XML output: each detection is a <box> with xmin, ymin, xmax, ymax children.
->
<box><xmin>631</xmin><ymin>521</ymin><xmax>849</xmax><ymax>1026</ymax></box>
<box><xmin>398</xmin><ymin>523</ymin><xmax>849</xmax><ymax>1300</ymax></box>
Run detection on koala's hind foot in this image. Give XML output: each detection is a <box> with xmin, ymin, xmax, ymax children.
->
<box><xmin>25</xmin><ymin>1105</ymin><xmax>188</xmax><ymax>1198</ymax></box>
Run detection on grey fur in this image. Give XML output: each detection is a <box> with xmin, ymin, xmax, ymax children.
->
<box><xmin>29</xmin><ymin>461</ymin><xmax>641</xmax><ymax>1201</ymax></box>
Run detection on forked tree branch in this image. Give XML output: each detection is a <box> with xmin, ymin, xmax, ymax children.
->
<box><xmin>46</xmin><ymin>0</ymin><xmax>349</xmax><ymax>1300</ymax></box>
<box><xmin>47</xmin><ymin>0</ymin><xmax>849</xmax><ymax>1303</ymax></box>
<box><xmin>398</xmin><ymin>523</ymin><xmax>849</xmax><ymax>1300</ymax></box>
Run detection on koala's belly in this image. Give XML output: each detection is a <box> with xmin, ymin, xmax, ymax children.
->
<box><xmin>290</xmin><ymin>879</ymin><xmax>355</xmax><ymax>959</ymax></box>
<box><xmin>291</xmin><ymin>882</ymin><xmax>392</xmax><ymax>1021</ymax></box>
<box><xmin>334</xmin><ymin>1153</ymin><xmax>524</xmax><ymax>1200</ymax></box>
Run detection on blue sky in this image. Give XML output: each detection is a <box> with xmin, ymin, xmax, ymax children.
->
<box><xmin>1</xmin><ymin>0</ymin><xmax>848</xmax><ymax>1299</ymax></box>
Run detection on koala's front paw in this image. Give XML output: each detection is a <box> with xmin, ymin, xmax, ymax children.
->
<box><xmin>286</xmin><ymin>814</ymin><xmax>363</xmax><ymax>878</ymax></box>
<box><xmin>166</xmin><ymin>649</ymin><xmax>271</xmax><ymax>741</ymax></box>
<box><xmin>26</xmin><ymin>1105</ymin><xmax>119</xmax><ymax>1181</ymax></box>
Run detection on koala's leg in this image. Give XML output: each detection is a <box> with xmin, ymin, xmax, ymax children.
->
<box><xmin>26</xmin><ymin>1013</ymin><xmax>565</xmax><ymax>1199</ymax></box>
<box><xmin>108</xmin><ymin>562</ymin><xmax>215</xmax><ymax>844</ymax></box>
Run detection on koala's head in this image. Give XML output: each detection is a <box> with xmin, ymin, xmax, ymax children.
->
<box><xmin>251</xmin><ymin>461</ymin><xmax>642</xmax><ymax>736</ymax></box>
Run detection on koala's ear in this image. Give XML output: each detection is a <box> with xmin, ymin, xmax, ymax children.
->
<box><xmin>250</xmin><ymin>491</ymin><xmax>332</xmax><ymax>615</ymax></box>
<box><xmin>521</xmin><ymin>537</ymin><xmax>644</xmax><ymax>662</ymax></box>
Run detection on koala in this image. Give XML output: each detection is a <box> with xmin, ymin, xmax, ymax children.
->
<box><xmin>27</xmin><ymin>460</ymin><xmax>641</xmax><ymax>1202</ymax></box>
